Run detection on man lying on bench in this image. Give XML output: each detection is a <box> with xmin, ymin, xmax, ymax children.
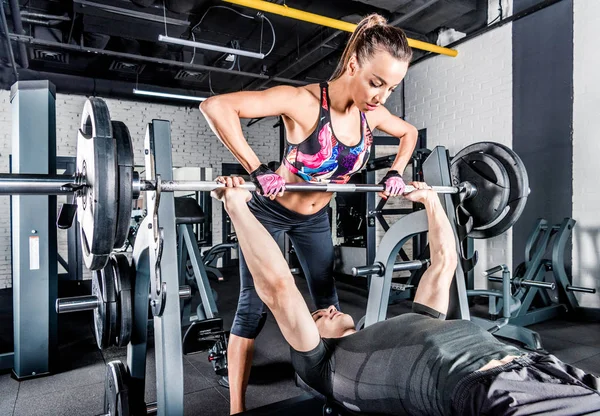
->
<box><xmin>212</xmin><ymin>178</ymin><xmax>600</xmax><ymax>415</ymax></box>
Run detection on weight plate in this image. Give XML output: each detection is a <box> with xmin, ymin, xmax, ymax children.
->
<box><xmin>451</xmin><ymin>142</ymin><xmax>529</xmax><ymax>239</ymax></box>
<box><xmin>104</xmin><ymin>361</ymin><xmax>130</xmax><ymax>416</ymax></box>
<box><xmin>111</xmin><ymin>253</ymin><xmax>133</xmax><ymax>347</ymax></box>
<box><xmin>450</xmin><ymin>152</ymin><xmax>510</xmax><ymax>229</ymax></box>
<box><xmin>112</xmin><ymin>121</ymin><xmax>134</xmax><ymax>250</ymax></box>
<box><xmin>92</xmin><ymin>271</ymin><xmax>109</xmax><ymax>349</ymax></box>
<box><xmin>77</xmin><ymin>98</ymin><xmax>118</xmax><ymax>270</ymax></box>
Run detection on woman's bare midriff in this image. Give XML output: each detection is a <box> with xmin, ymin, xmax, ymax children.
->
<box><xmin>274</xmin><ymin>164</ymin><xmax>333</xmax><ymax>215</ymax></box>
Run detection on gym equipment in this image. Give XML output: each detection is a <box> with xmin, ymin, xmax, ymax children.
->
<box><xmin>201</xmin><ymin>243</ymin><xmax>238</xmax><ymax>281</ymax></box>
<box><xmin>490</xmin><ymin>218</ymin><xmax>596</xmax><ymax>327</ymax></box>
<box><xmin>175</xmin><ymin>197</ymin><xmax>229</xmax><ymax>386</ymax></box>
<box><xmin>360</xmin><ymin>144</ymin><xmax>530</xmax><ymax>331</ymax></box>
<box><xmin>468</xmin><ymin>264</ymin><xmax>543</xmax><ymax>350</ymax></box>
<box><xmin>450</xmin><ymin>142</ymin><xmax>529</xmax><ymax>239</ymax></box>
<box><xmin>3</xmin><ymin>80</ymin><xmax>58</xmax><ymax>379</ymax></box>
<box><xmin>55</xmin><ymin>253</ymin><xmax>192</xmax><ymax>350</ymax></box>
<box><xmin>104</xmin><ymin>361</ymin><xmax>130</xmax><ymax>416</ymax></box>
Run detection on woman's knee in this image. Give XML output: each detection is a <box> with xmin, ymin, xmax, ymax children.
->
<box><xmin>230</xmin><ymin>310</ymin><xmax>268</xmax><ymax>339</ymax></box>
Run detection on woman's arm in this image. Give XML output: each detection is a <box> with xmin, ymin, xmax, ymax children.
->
<box><xmin>373</xmin><ymin>106</ymin><xmax>419</xmax><ymax>175</ymax></box>
<box><xmin>199</xmin><ymin>86</ymin><xmax>309</xmax><ymax>173</ymax></box>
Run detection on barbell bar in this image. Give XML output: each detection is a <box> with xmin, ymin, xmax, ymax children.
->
<box><xmin>0</xmin><ymin>173</ymin><xmax>465</xmax><ymax>196</ymax></box>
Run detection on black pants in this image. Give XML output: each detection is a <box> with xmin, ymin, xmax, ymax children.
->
<box><xmin>231</xmin><ymin>194</ymin><xmax>340</xmax><ymax>339</ymax></box>
<box><xmin>453</xmin><ymin>353</ymin><xmax>600</xmax><ymax>415</ymax></box>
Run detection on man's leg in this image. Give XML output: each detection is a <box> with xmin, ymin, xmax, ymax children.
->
<box><xmin>408</xmin><ymin>188</ymin><xmax>458</xmax><ymax>316</ymax></box>
<box><xmin>228</xmin><ymin>226</ymin><xmax>282</xmax><ymax>414</ymax></box>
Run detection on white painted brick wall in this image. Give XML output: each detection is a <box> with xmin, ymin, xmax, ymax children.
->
<box><xmin>572</xmin><ymin>0</ymin><xmax>600</xmax><ymax>308</ymax></box>
<box><xmin>403</xmin><ymin>24</ymin><xmax>513</xmax><ymax>288</ymax></box>
<box><xmin>0</xmin><ymin>91</ymin><xmax>279</xmax><ymax>288</ymax></box>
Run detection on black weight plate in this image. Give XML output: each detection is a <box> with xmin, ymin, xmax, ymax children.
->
<box><xmin>93</xmin><ymin>262</ymin><xmax>118</xmax><ymax>350</ymax></box>
<box><xmin>77</xmin><ymin>98</ymin><xmax>118</xmax><ymax>270</ymax></box>
<box><xmin>111</xmin><ymin>253</ymin><xmax>133</xmax><ymax>347</ymax></box>
<box><xmin>450</xmin><ymin>152</ymin><xmax>510</xmax><ymax>229</ymax></box>
<box><xmin>112</xmin><ymin>121</ymin><xmax>134</xmax><ymax>249</ymax></box>
<box><xmin>104</xmin><ymin>361</ymin><xmax>130</xmax><ymax>416</ymax></box>
<box><xmin>92</xmin><ymin>271</ymin><xmax>110</xmax><ymax>349</ymax></box>
<box><xmin>452</xmin><ymin>142</ymin><xmax>529</xmax><ymax>239</ymax></box>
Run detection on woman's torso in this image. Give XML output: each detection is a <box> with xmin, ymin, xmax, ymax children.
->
<box><xmin>275</xmin><ymin>82</ymin><xmax>374</xmax><ymax>215</ymax></box>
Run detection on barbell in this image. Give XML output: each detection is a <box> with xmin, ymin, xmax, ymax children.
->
<box><xmin>0</xmin><ymin>97</ymin><xmax>529</xmax><ymax>270</ymax></box>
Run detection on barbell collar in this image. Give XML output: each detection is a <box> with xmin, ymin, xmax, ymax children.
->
<box><xmin>55</xmin><ymin>295</ymin><xmax>100</xmax><ymax>314</ymax></box>
<box><xmin>0</xmin><ymin>174</ymin><xmax>78</xmax><ymax>195</ymax></box>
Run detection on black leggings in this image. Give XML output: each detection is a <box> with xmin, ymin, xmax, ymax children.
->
<box><xmin>231</xmin><ymin>194</ymin><xmax>340</xmax><ymax>339</ymax></box>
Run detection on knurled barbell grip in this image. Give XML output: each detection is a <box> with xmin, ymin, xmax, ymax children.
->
<box><xmin>143</xmin><ymin>180</ymin><xmax>464</xmax><ymax>194</ymax></box>
<box><xmin>55</xmin><ymin>295</ymin><xmax>100</xmax><ymax>314</ymax></box>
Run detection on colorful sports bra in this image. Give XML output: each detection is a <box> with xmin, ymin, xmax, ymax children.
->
<box><xmin>282</xmin><ymin>82</ymin><xmax>373</xmax><ymax>184</ymax></box>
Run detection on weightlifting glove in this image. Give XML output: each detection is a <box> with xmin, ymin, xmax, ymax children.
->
<box><xmin>250</xmin><ymin>164</ymin><xmax>286</xmax><ymax>197</ymax></box>
<box><xmin>379</xmin><ymin>170</ymin><xmax>406</xmax><ymax>197</ymax></box>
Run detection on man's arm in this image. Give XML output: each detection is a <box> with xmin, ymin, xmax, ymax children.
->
<box><xmin>405</xmin><ymin>185</ymin><xmax>458</xmax><ymax>315</ymax></box>
<box><xmin>223</xmin><ymin>191</ymin><xmax>321</xmax><ymax>352</ymax></box>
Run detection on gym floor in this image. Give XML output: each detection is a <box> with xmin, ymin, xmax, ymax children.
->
<box><xmin>1</xmin><ymin>266</ymin><xmax>600</xmax><ymax>416</ymax></box>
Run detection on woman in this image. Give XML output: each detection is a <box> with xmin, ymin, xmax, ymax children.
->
<box><xmin>200</xmin><ymin>13</ymin><xmax>418</xmax><ymax>414</ymax></box>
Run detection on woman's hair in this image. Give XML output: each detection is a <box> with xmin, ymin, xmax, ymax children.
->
<box><xmin>330</xmin><ymin>14</ymin><xmax>412</xmax><ymax>81</ymax></box>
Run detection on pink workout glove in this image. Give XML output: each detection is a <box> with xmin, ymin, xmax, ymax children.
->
<box><xmin>250</xmin><ymin>164</ymin><xmax>286</xmax><ymax>197</ymax></box>
<box><xmin>379</xmin><ymin>170</ymin><xmax>406</xmax><ymax>198</ymax></box>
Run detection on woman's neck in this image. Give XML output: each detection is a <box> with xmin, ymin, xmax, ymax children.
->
<box><xmin>327</xmin><ymin>76</ymin><xmax>356</xmax><ymax>114</ymax></box>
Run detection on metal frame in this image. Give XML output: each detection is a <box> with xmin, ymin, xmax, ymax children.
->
<box><xmin>4</xmin><ymin>81</ymin><xmax>58</xmax><ymax>378</ymax></box>
<box><xmin>128</xmin><ymin>120</ymin><xmax>185</xmax><ymax>415</ymax></box>
<box><xmin>178</xmin><ymin>223</ymin><xmax>218</xmax><ymax>323</ymax></box>
<box><xmin>364</xmin><ymin>146</ymin><xmax>471</xmax><ymax>327</ymax></box>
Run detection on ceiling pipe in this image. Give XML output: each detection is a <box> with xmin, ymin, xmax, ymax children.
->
<box><xmin>20</xmin><ymin>11</ymin><xmax>71</xmax><ymax>22</ymax></box>
<box><xmin>248</xmin><ymin>0</ymin><xmax>442</xmax><ymax>91</ymax></box>
<box><xmin>222</xmin><ymin>0</ymin><xmax>457</xmax><ymax>57</ymax></box>
<box><xmin>8</xmin><ymin>33</ymin><xmax>308</xmax><ymax>85</ymax></box>
<box><xmin>7</xmin><ymin>0</ymin><xmax>28</xmax><ymax>68</ymax></box>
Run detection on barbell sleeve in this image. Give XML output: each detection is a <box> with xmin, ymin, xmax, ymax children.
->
<box><xmin>521</xmin><ymin>279</ymin><xmax>556</xmax><ymax>290</ymax></box>
<box><xmin>0</xmin><ymin>173</ymin><xmax>78</xmax><ymax>195</ymax></box>
<box><xmin>55</xmin><ymin>295</ymin><xmax>100</xmax><ymax>314</ymax></box>
<box><xmin>566</xmin><ymin>285</ymin><xmax>597</xmax><ymax>294</ymax></box>
<box><xmin>488</xmin><ymin>276</ymin><xmax>556</xmax><ymax>291</ymax></box>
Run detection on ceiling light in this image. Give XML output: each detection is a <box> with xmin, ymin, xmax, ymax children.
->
<box><xmin>158</xmin><ymin>35</ymin><xmax>265</xmax><ymax>59</ymax></box>
<box><xmin>133</xmin><ymin>89</ymin><xmax>207</xmax><ymax>102</ymax></box>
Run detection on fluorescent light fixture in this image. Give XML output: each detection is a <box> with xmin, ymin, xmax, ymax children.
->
<box><xmin>158</xmin><ymin>34</ymin><xmax>265</xmax><ymax>60</ymax></box>
<box><xmin>133</xmin><ymin>89</ymin><xmax>207</xmax><ymax>102</ymax></box>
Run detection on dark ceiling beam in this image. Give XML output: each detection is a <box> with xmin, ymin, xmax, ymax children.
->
<box><xmin>8</xmin><ymin>33</ymin><xmax>309</xmax><ymax>86</ymax></box>
<box><xmin>7</xmin><ymin>0</ymin><xmax>28</xmax><ymax>68</ymax></box>
<box><xmin>0</xmin><ymin>66</ymin><xmax>211</xmax><ymax>105</ymax></box>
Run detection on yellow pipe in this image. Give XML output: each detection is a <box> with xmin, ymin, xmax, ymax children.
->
<box><xmin>222</xmin><ymin>0</ymin><xmax>458</xmax><ymax>57</ymax></box>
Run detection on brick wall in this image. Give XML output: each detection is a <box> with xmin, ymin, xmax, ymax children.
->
<box><xmin>402</xmin><ymin>24</ymin><xmax>513</xmax><ymax>288</ymax></box>
<box><xmin>572</xmin><ymin>0</ymin><xmax>600</xmax><ymax>308</ymax></box>
<box><xmin>0</xmin><ymin>91</ymin><xmax>279</xmax><ymax>288</ymax></box>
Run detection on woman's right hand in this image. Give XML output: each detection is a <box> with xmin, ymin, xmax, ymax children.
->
<box><xmin>250</xmin><ymin>164</ymin><xmax>286</xmax><ymax>199</ymax></box>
